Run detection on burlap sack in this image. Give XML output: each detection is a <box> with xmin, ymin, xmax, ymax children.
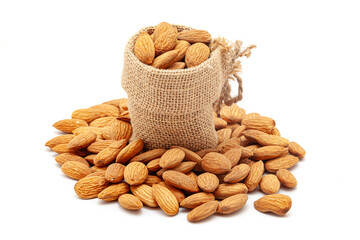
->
<box><xmin>122</xmin><ymin>25</ymin><xmax>254</xmax><ymax>151</ymax></box>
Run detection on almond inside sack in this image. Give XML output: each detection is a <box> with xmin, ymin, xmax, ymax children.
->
<box><xmin>121</xmin><ymin>24</ymin><xmax>254</xmax><ymax>151</ymax></box>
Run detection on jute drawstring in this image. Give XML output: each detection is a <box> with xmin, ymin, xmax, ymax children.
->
<box><xmin>211</xmin><ymin>38</ymin><xmax>256</xmax><ymax>113</ymax></box>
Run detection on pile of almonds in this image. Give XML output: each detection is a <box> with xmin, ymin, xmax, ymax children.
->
<box><xmin>46</xmin><ymin>99</ymin><xmax>306</xmax><ymax>222</ymax></box>
<box><xmin>134</xmin><ymin>22</ymin><xmax>211</xmax><ymax>69</ymax></box>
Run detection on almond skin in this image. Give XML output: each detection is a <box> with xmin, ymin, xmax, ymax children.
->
<box><xmin>172</xmin><ymin>40</ymin><xmax>190</xmax><ymax>62</ymax></box>
<box><xmin>259</xmin><ymin>174</ymin><xmax>280</xmax><ymax>194</ymax></box>
<box><xmin>154</xmin><ymin>28</ymin><xmax>178</xmax><ymax>55</ymax></box>
<box><xmin>243</xmin><ymin>130</ymin><xmax>289</xmax><ymax>147</ymax></box>
<box><xmin>178</xmin><ymin>30</ymin><xmax>211</xmax><ymax>44</ymax></box>
<box><xmin>201</xmin><ymin>152</ymin><xmax>232</xmax><ymax>174</ymax></box>
<box><xmin>185</xmin><ymin>43</ymin><xmax>210</xmax><ymax>68</ymax></box>
<box><xmin>152</xmin><ymin>22</ymin><xmax>174</xmax><ymax>42</ymax></box>
<box><xmin>61</xmin><ymin>161</ymin><xmax>92</xmax><ymax>180</ymax></box>
<box><xmin>196</xmin><ymin>148</ymin><xmax>220</xmax><ymax>158</ymax></box>
<box><xmin>72</xmin><ymin>127</ymin><xmax>103</xmax><ymax>139</ymax></box>
<box><xmin>167</xmin><ymin>61</ymin><xmax>186</xmax><ymax>70</ymax></box>
<box><xmin>197</xmin><ymin>173</ymin><xmax>219</xmax><ymax>192</ymax></box>
<box><xmin>90</xmin><ymin>104</ymin><xmax>120</xmax><ymax>117</ymax></box>
<box><xmin>130</xmin><ymin>149</ymin><xmax>166</xmax><ymax>163</ymax></box>
<box><xmin>217</xmin><ymin>128</ymin><xmax>232</xmax><ymax>144</ymax></box>
<box><xmin>220</xmin><ymin>104</ymin><xmax>246</xmax><ymax>124</ymax></box>
<box><xmin>74</xmin><ymin>176</ymin><xmax>110</xmax><ymax>199</ymax></box>
<box><xmin>217</xmin><ymin>194</ymin><xmax>248</xmax><ymax>214</ymax></box>
<box><xmin>214</xmin><ymin>117</ymin><xmax>228</xmax><ymax>130</ymax></box>
<box><xmin>134</xmin><ymin>32</ymin><xmax>155</xmax><ymax>64</ymax></box>
<box><xmin>223</xmin><ymin>164</ymin><xmax>250</xmax><ymax>183</ymax></box>
<box><xmin>180</xmin><ymin>192</ymin><xmax>215</xmax><ymax>209</ymax></box>
<box><xmin>276</xmin><ymin>169</ymin><xmax>297</xmax><ymax>188</ymax></box>
<box><xmin>116</xmin><ymin>139</ymin><xmax>144</xmax><ymax>164</ymax></box>
<box><xmin>244</xmin><ymin>160</ymin><xmax>265</xmax><ymax>192</ymax></box>
<box><xmin>71</xmin><ymin>108</ymin><xmax>106</xmax><ymax>123</ymax></box>
<box><xmin>124</xmin><ymin>162</ymin><xmax>148</xmax><ymax>185</ymax></box>
<box><xmin>265</xmin><ymin>155</ymin><xmax>299</xmax><ymax>173</ymax></box>
<box><xmin>53</xmin><ymin>119</ymin><xmax>88</xmax><ymax>133</ymax></box>
<box><xmin>46</xmin><ymin>134</ymin><xmax>75</xmax><ymax>148</ymax></box>
<box><xmin>288</xmin><ymin>141</ymin><xmax>306</xmax><ymax>159</ymax></box>
<box><xmin>187</xmin><ymin>201</ymin><xmax>218</xmax><ymax>222</ymax></box>
<box><xmin>151</xmin><ymin>50</ymin><xmax>179</xmax><ymax>69</ymax></box>
<box><xmin>170</xmin><ymin>146</ymin><xmax>202</xmax><ymax>164</ymax></box>
<box><xmin>158</xmin><ymin>182</ymin><xmax>185</xmax><ymax>203</ymax></box>
<box><xmin>108</xmin><ymin>120</ymin><xmax>132</xmax><ymax>142</ymax></box>
<box><xmin>130</xmin><ymin>184</ymin><xmax>158</xmax><ymax>207</ymax></box>
<box><xmin>242</xmin><ymin>116</ymin><xmax>276</xmax><ymax>133</ymax></box>
<box><xmin>98</xmin><ymin>182</ymin><xmax>129</xmax><ymax>201</ymax></box>
<box><xmin>231</xmin><ymin>125</ymin><xmax>247</xmax><ymax>138</ymax></box>
<box><xmin>144</xmin><ymin>175</ymin><xmax>163</xmax><ymax>186</ymax></box>
<box><xmin>252</xmin><ymin>146</ymin><xmax>288</xmax><ymax>160</ymax></box>
<box><xmin>162</xmin><ymin>170</ymin><xmax>199</xmax><ymax>193</ymax></box>
<box><xmin>146</xmin><ymin>158</ymin><xmax>161</xmax><ymax>172</ymax></box>
<box><xmin>55</xmin><ymin>153</ymin><xmax>89</xmax><ymax>167</ymax></box>
<box><xmin>159</xmin><ymin>148</ymin><xmax>185</xmax><ymax>169</ymax></box>
<box><xmin>223</xmin><ymin>148</ymin><xmax>242</xmax><ymax>167</ymax></box>
<box><xmin>169</xmin><ymin>161</ymin><xmax>197</xmax><ymax>174</ymax></box>
<box><xmin>213</xmin><ymin>183</ymin><xmax>248</xmax><ymax>200</ymax></box>
<box><xmin>89</xmin><ymin>117</ymin><xmax>117</xmax><ymax>128</ymax></box>
<box><xmin>87</xmin><ymin>140</ymin><xmax>116</xmax><ymax>153</ymax></box>
<box><xmin>67</xmin><ymin>131</ymin><xmax>97</xmax><ymax>150</ymax></box>
<box><xmin>51</xmin><ymin>144</ymin><xmax>89</xmax><ymax>156</ymax></box>
<box><xmin>105</xmin><ymin>163</ymin><xmax>125</xmax><ymax>183</ymax></box>
<box><xmin>94</xmin><ymin>140</ymin><xmax>127</xmax><ymax>167</ymax></box>
<box><xmin>254</xmin><ymin>194</ymin><xmax>292</xmax><ymax>216</ymax></box>
<box><xmin>118</xmin><ymin>194</ymin><xmax>143</xmax><ymax>210</ymax></box>
<box><xmin>152</xmin><ymin>183</ymin><xmax>179</xmax><ymax>216</ymax></box>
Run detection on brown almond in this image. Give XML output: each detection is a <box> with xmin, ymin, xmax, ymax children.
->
<box><xmin>154</xmin><ymin>28</ymin><xmax>178</xmax><ymax>55</ymax></box>
<box><xmin>61</xmin><ymin>161</ymin><xmax>92</xmax><ymax>180</ymax></box>
<box><xmin>214</xmin><ymin>117</ymin><xmax>228</xmax><ymax>130</ymax></box>
<box><xmin>158</xmin><ymin>182</ymin><xmax>185</xmax><ymax>203</ymax></box>
<box><xmin>55</xmin><ymin>153</ymin><xmax>89</xmax><ymax>167</ymax></box>
<box><xmin>187</xmin><ymin>201</ymin><xmax>218</xmax><ymax>222</ymax></box>
<box><xmin>217</xmin><ymin>128</ymin><xmax>232</xmax><ymax>144</ymax></box>
<box><xmin>124</xmin><ymin>162</ymin><xmax>148</xmax><ymax>185</ymax></box>
<box><xmin>271</xmin><ymin>127</ymin><xmax>281</xmax><ymax>136</ymax></box>
<box><xmin>276</xmin><ymin>169</ymin><xmax>297</xmax><ymax>188</ymax></box>
<box><xmin>196</xmin><ymin>148</ymin><xmax>220</xmax><ymax>158</ymax></box>
<box><xmin>243</xmin><ymin>129</ymin><xmax>289</xmax><ymax>147</ymax></box>
<box><xmin>74</xmin><ymin>176</ymin><xmax>110</xmax><ymax>199</ymax></box>
<box><xmin>146</xmin><ymin>158</ymin><xmax>161</xmax><ymax>172</ymax></box>
<box><xmin>288</xmin><ymin>141</ymin><xmax>306</xmax><ymax>159</ymax></box>
<box><xmin>72</xmin><ymin>127</ymin><xmax>103</xmax><ymax>139</ymax></box>
<box><xmin>94</xmin><ymin>140</ymin><xmax>127</xmax><ymax>167</ymax></box>
<box><xmin>178</xmin><ymin>30</ymin><xmax>211</xmax><ymax>44</ymax></box>
<box><xmin>159</xmin><ymin>148</ymin><xmax>185</xmax><ymax>169</ymax></box>
<box><xmin>51</xmin><ymin>144</ymin><xmax>89</xmax><ymax>156</ymax></box>
<box><xmin>105</xmin><ymin>163</ymin><xmax>125</xmax><ymax>183</ymax></box>
<box><xmin>162</xmin><ymin>170</ymin><xmax>199</xmax><ymax>193</ymax></box>
<box><xmin>98</xmin><ymin>182</ymin><xmax>129</xmax><ymax>201</ymax></box>
<box><xmin>201</xmin><ymin>152</ymin><xmax>231</xmax><ymax>174</ymax></box>
<box><xmin>197</xmin><ymin>173</ymin><xmax>219</xmax><ymax>193</ymax></box>
<box><xmin>151</xmin><ymin>50</ymin><xmax>179</xmax><ymax>69</ymax></box>
<box><xmin>90</xmin><ymin>104</ymin><xmax>120</xmax><ymax>118</ymax></box>
<box><xmin>91</xmin><ymin>165</ymin><xmax>108</xmax><ymax>173</ymax></box>
<box><xmin>223</xmin><ymin>164</ymin><xmax>250</xmax><ymax>183</ymax></box>
<box><xmin>213</xmin><ymin>183</ymin><xmax>248</xmax><ymax>199</ymax></box>
<box><xmin>89</xmin><ymin>117</ymin><xmax>117</xmax><ymax>128</ymax></box>
<box><xmin>223</xmin><ymin>148</ymin><xmax>242</xmax><ymax>167</ymax></box>
<box><xmin>87</xmin><ymin>140</ymin><xmax>116</xmax><ymax>153</ymax></box>
<box><xmin>118</xmin><ymin>194</ymin><xmax>143</xmax><ymax>210</ymax></box>
<box><xmin>231</xmin><ymin>125</ymin><xmax>247</xmax><ymax>138</ymax></box>
<box><xmin>185</xmin><ymin>43</ymin><xmax>210</xmax><ymax>68</ymax></box>
<box><xmin>152</xmin><ymin>22</ymin><xmax>173</xmax><ymax>42</ymax></box>
<box><xmin>220</xmin><ymin>104</ymin><xmax>246</xmax><ymax>124</ymax></box>
<box><xmin>254</xmin><ymin>194</ymin><xmax>292</xmax><ymax>216</ymax></box>
<box><xmin>259</xmin><ymin>174</ymin><xmax>280</xmax><ymax>194</ymax></box>
<box><xmin>217</xmin><ymin>194</ymin><xmax>248</xmax><ymax>214</ymax></box>
<box><xmin>130</xmin><ymin>184</ymin><xmax>158</xmax><ymax>207</ymax></box>
<box><xmin>180</xmin><ymin>192</ymin><xmax>215</xmax><ymax>209</ymax></box>
<box><xmin>67</xmin><ymin>131</ymin><xmax>97</xmax><ymax>150</ymax></box>
<box><xmin>108</xmin><ymin>119</ymin><xmax>132</xmax><ymax>142</ymax></box>
<box><xmin>134</xmin><ymin>32</ymin><xmax>155</xmax><ymax>64</ymax></box>
<box><xmin>53</xmin><ymin>119</ymin><xmax>88</xmax><ymax>133</ymax></box>
<box><xmin>118</xmin><ymin>111</ymin><xmax>130</xmax><ymax>122</ymax></box>
<box><xmin>242</xmin><ymin>113</ymin><xmax>261</xmax><ymax>122</ymax></box>
<box><xmin>102</xmin><ymin>99</ymin><xmax>121</xmax><ymax>107</ymax></box>
<box><xmin>72</xmin><ymin>108</ymin><xmax>106</xmax><ymax>123</ymax></box>
<box><xmin>242</xmin><ymin>116</ymin><xmax>275</xmax><ymax>133</ymax></box>
<box><xmin>169</xmin><ymin>161</ymin><xmax>197</xmax><ymax>174</ymax></box>
<box><xmin>216</xmin><ymin>137</ymin><xmax>241</xmax><ymax>153</ymax></box>
<box><xmin>152</xmin><ymin>183</ymin><xmax>179</xmax><ymax>216</ymax></box>
<box><xmin>171</xmin><ymin>146</ymin><xmax>202</xmax><ymax>164</ymax></box>
<box><xmin>116</xmin><ymin>139</ymin><xmax>144</xmax><ymax>164</ymax></box>
<box><xmin>46</xmin><ymin>134</ymin><xmax>75</xmax><ymax>148</ymax></box>
<box><xmin>252</xmin><ymin>146</ymin><xmax>288</xmax><ymax>160</ymax></box>
<box><xmin>244</xmin><ymin>160</ymin><xmax>265</xmax><ymax>192</ymax></box>
<box><xmin>265</xmin><ymin>155</ymin><xmax>299</xmax><ymax>173</ymax></box>
<box><xmin>167</xmin><ymin>61</ymin><xmax>185</xmax><ymax>70</ymax></box>
<box><xmin>130</xmin><ymin>149</ymin><xmax>166</xmax><ymax>163</ymax></box>
<box><xmin>172</xmin><ymin>40</ymin><xmax>190</xmax><ymax>62</ymax></box>
<box><xmin>144</xmin><ymin>175</ymin><xmax>162</xmax><ymax>186</ymax></box>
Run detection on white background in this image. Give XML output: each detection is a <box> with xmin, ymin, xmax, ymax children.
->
<box><xmin>1</xmin><ymin>0</ymin><xmax>359</xmax><ymax>239</ymax></box>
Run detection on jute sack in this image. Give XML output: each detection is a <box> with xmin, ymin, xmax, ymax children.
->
<box><xmin>122</xmin><ymin>25</ymin><xmax>254</xmax><ymax>151</ymax></box>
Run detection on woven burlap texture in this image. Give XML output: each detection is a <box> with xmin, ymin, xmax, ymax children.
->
<box><xmin>122</xmin><ymin>25</ymin><xmax>254</xmax><ymax>151</ymax></box>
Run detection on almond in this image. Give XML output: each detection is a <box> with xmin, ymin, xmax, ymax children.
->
<box><xmin>254</xmin><ymin>194</ymin><xmax>292</xmax><ymax>216</ymax></box>
<box><xmin>186</xmin><ymin>171</ymin><xmax>198</xmax><ymax>183</ymax></box>
<box><xmin>152</xmin><ymin>183</ymin><xmax>179</xmax><ymax>216</ymax></box>
<box><xmin>220</xmin><ymin>104</ymin><xmax>246</xmax><ymax>124</ymax></box>
<box><xmin>217</xmin><ymin>194</ymin><xmax>248</xmax><ymax>214</ymax></box>
<box><xmin>169</xmin><ymin>161</ymin><xmax>197</xmax><ymax>174</ymax></box>
<box><xmin>116</xmin><ymin>139</ymin><xmax>144</xmax><ymax>164</ymax></box>
<box><xmin>118</xmin><ymin>111</ymin><xmax>130</xmax><ymax>122</ymax></box>
<box><xmin>53</xmin><ymin>119</ymin><xmax>88</xmax><ymax>133</ymax></box>
<box><xmin>226</xmin><ymin>123</ymin><xmax>241</xmax><ymax>132</ymax></box>
<box><xmin>89</xmin><ymin>117</ymin><xmax>117</xmax><ymax>128</ymax></box>
<box><xmin>124</xmin><ymin>162</ymin><xmax>148</xmax><ymax>185</ymax></box>
<box><xmin>90</xmin><ymin>104</ymin><xmax>120</xmax><ymax>117</ymax></box>
<box><xmin>217</xmin><ymin>128</ymin><xmax>232</xmax><ymax>144</ymax></box>
<box><xmin>118</xmin><ymin>194</ymin><xmax>143</xmax><ymax>210</ymax></box>
<box><xmin>216</xmin><ymin>137</ymin><xmax>241</xmax><ymax>153</ymax></box>
<box><xmin>152</xmin><ymin>22</ymin><xmax>173</xmax><ymax>42</ymax></box>
<box><xmin>242</xmin><ymin>116</ymin><xmax>275</xmax><ymax>133</ymax></box>
<box><xmin>118</xmin><ymin>98</ymin><xmax>128</xmax><ymax>112</ymax></box>
<box><xmin>170</xmin><ymin>146</ymin><xmax>202</xmax><ymax>164</ymax></box>
<box><xmin>264</xmin><ymin>155</ymin><xmax>299</xmax><ymax>173</ymax></box>
<box><xmin>130</xmin><ymin>184</ymin><xmax>158</xmax><ymax>207</ymax></box>
<box><xmin>55</xmin><ymin>153</ymin><xmax>89</xmax><ymax>166</ymax></box>
<box><xmin>94</xmin><ymin>140</ymin><xmax>127</xmax><ymax>167</ymax></box>
<box><xmin>197</xmin><ymin>173</ymin><xmax>219</xmax><ymax>192</ymax></box>
<box><xmin>51</xmin><ymin>144</ymin><xmax>89</xmax><ymax>156</ymax></box>
<box><xmin>91</xmin><ymin>166</ymin><xmax>108</xmax><ymax>173</ymax></box>
<box><xmin>61</xmin><ymin>161</ymin><xmax>92</xmax><ymax>180</ymax></box>
<box><xmin>130</xmin><ymin>149</ymin><xmax>166</xmax><ymax>163</ymax></box>
<box><xmin>172</xmin><ymin>40</ymin><xmax>190</xmax><ymax>62</ymax></box>
<box><xmin>146</xmin><ymin>158</ymin><xmax>161</xmax><ymax>172</ymax></box>
<box><xmin>276</xmin><ymin>169</ymin><xmax>297</xmax><ymax>188</ymax></box>
<box><xmin>187</xmin><ymin>201</ymin><xmax>218</xmax><ymax>222</ymax></box>
<box><xmin>214</xmin><ymin>117</ymin><xmax>228</xmax><ymax>130</ymax></box>
<box><xmin>231</xmin><ymin>125</ymin><xmax>247</xmax><ymax>138</ymax></box>
<box><xmin>86</xmin><ymin>171</ymin><xmax>106</xmax><ymax>178</ymax></box>
<box><xmin>151</xmin><ymin>49</ymin><xmax>179</xmax><ymax>69</ymax></box>
<box><xmin>162</xmin><ymin>170</ymin><xmax>199</xmax><ymax>193</ymax></box>
<box><xmin>101</xmin><ymin>126</ymin><xmax>111</xmax><ymax>140</ymax></box>
<box><xmin>159</xmin><ymin>148</ymin><xmax>185</xmax><ymax>169</ymax></box>
<box><xmin>244</xmin><ymin>160</ymin><xmax>264</xmax><ymax>192</ymax></box>
<box><xmin>223</xmin><ymin>164</ymin><xmax>250</xmax><ymax>183</ymax></box>
<box><xmin>213</xmin><ymin>183</ymin><xmax>248</xmax><ymax>199</ymax></box>
<box><xmin>271</xmin><ymin>127</ymin><xmax>281</xmax><ymax>136</ymax></box>
<box><xmin>72</xmin><ymin>126</ymin><xmax>103</xmax><ymax>139</ymax></box>
<box><xmin>196</xmin><ymin>148</ymin><xmax>220</xmax><ymax>158</ymax></box>
<box><xmin>167</xmin><ymin>61</ymin><xmax>185</xmax><ymax>70</ymax></box>
<box><xmin>288</xmin><ymin>141</ymin><xmax>306</xmax><ymax>159</ymax></box>
<box><xmin>180</xmin><ymin>192</ymin><xmax>215</xmax><ymax>209</ymax></box>
<box><xmin>72</xmin><ymin>108</ymin><xmax>106</xmax><ymax>123</ymax></box>
<box><xmin>201</xmin><ymin>152</ymin><xmax>231</xmax><ymax>174</ymax></box>
<box><xmin>87</xmin><ymin>140</ymin><xmax>116</xmax><ymax>153</ymax></box>
<box><xmin>108</xmin><ymin>119</ymin><xmax>132</xmax><ymax>142</ymax></box>
<box><xmin>105</xmin><ymin>163</ymin><xmax>125</xmax><ymax>183</ymax></box>
<box><xmin>185</xmin><ymin>43</ymin><xmax>210</xmax><ymax>68</ymax></box>
<box><xmin>103</xmin><ymin>99</ymin><xmax>121</xmax><ymax>107</ymax></box>
<box><xmin>67</xmin><ymin>131</ymin><xmax>97</xmax><ymax>150</ymax></box>
<box><xmin>259</xmin><ymin>174</ymin><xmax>280</xmax><ymax>194</ymax></box>
<box><xmin>252</xmin><ymin>146</ymin><xmax>288</xmax><ymax>160</ymax></box>
<box><xmin>45</xmin><ymin>134</ymin><xmax>75</xmax><ymax>148</ymax></box>
<box><xmin>154</xmin><ymin>28</ymin><xmax>178</xmax><ymax>55</ymax></box>
<box><xmin>243</xmin><ymin>129</ymin><xmax>289</xmax><ymax>147</ymax></box>
<box><xmin>242</xmin><ymin>113</ymin><xmax>261</xmax><ymax>122</ymax></box>
<box><xmin>223</xmin><ymin>148</ymin><xmax>242</xmax><ymax>167</ymax></box>
<box><xmin>134</xmin><ymin>32</ymin><xmax>155</xmax><ymax>64</ymax></box>
<box><xmin>178</xmin><ymin>30</ymin><xmax>211</xmax><ymax>44</ymax></box>
<box><xmin>158</xmin><ymin>182</ymin><xmax>185</xmax><ymax>203</ymax></box>
<box><xmin>74</xmin><ymin>176</ymin><xmax>110</xmax><ymax>199</ymax></box>
<box><xmin>144</xmin><ymin>175</ymin><xmax>162</xmax><ymax>186</ymax></box>
<box><xmin>98</xmin><ymin>182</ymin><xmax>129</xmax><ymax>201</ymax></box>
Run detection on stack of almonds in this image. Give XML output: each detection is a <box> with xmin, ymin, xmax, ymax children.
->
<box><xmin>134</xmin><ymin>22</ymin><xmax>211</xmax><ymax>69</ymax></box>
<box><xmin>46</xmin><ymin>99</ymin><xmax>306</xmax><ymax>222</ymax></box>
